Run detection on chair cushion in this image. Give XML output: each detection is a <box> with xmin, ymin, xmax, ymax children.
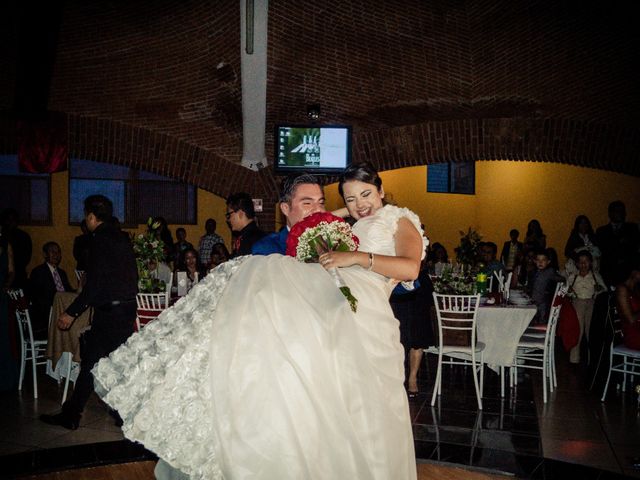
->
<box><xmin>612</xmin><ymin>345</ymin><xmax>640</xmax><ymax>357</ymax></box>
<box><xmin>518</xmin><ymin>336</ymin><xmax>545</xmax><ymax>348</ymax></box>
<box><xmin>441</xmin><ymin>341</ymin><xmax>485</xmax><ymax>354</ymax></box>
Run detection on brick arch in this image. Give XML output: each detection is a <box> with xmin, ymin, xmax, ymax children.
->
<box><xmin>352</xmin><ymin>118</ymin><xmax>640</xmax><ymax>176</ymax></box>
<box><xmin>64</xmin><ymin>114</ymin><xmax>281</xmax><ymax>230</ymax></box>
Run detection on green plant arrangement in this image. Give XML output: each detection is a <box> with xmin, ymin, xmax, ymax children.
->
<box><xmin>432</xmin><ymin>264</ymin><xmax>477</xmax><ymax>295</ymax></box>
<box><xmin>133</xmin><ymin>218</ymin><xmax>166</xmax><ymax>293</ymax></box>
<box><xmin>454</xmin><ymin>227</ymin><xmax>482</xmax><ymax>267</ymax></box>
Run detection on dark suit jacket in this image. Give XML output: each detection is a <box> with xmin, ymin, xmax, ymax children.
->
<box><xmin>596</xmin><ymin>222</ymin><xmax>640</xmax><ymax>285</ymax></box>
<box><xmin>28</xmin><ymin>263</ymin><xmax>73</xmax><ymax>338</ymax></box>
<box><xmin>73</xmin><ymin>233</ymin><xmax>92</xmax><ymax>271</ymax></box>
<box><xmin>66</xmin><ymin>221</ymin><xmax>138</xmax><ymax>319</ymax></box>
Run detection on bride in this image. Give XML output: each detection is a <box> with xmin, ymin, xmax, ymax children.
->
<box><xmin>93</xmin><ymin>162</ymin><xmax>427</xmax><ymax>480</ymax></box>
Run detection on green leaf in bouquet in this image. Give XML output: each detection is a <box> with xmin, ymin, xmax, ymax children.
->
<box><xmin>339</xmin><ymin>286</ymin><xmax>358</xmax><ymax>313</ymax></box>
<box><xmin>335</xmin><ymin>242</ymin><xmax>351</xmax><ymax>252</ymax></box>
<box><xmin>311</xmin><ymin>235</ymin><xmax>329</xmax><ymax>256</ymax></box>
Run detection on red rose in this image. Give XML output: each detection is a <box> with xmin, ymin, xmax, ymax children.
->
<box><xmin>286</xmin><ymin>212</ymin><xmax>354</xmax><ymax>257</ymax></box>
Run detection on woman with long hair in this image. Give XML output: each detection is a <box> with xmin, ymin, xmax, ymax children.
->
<box><xmin>525</xmin><ymin>219</ymin><xmax>546</xmax><ymax>251</ymax></box>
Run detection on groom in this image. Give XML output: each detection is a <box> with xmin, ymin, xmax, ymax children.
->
<box><xmin>252</xmin><ymin>173</ymin><xmax>325</xmax><ymax>255</ymax></box>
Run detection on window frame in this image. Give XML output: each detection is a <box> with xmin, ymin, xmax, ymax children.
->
<box><xmin>67</xmin><ymin>159</ymin><xmax>197</xmax><ymax>227</ymax></box>
<box><xmin>0</xmin><ymin>160</ymin><xmax>53</xmax><ymax>226</ymax></box>
<box><xmin>427</xmin><ymin>161</ymin><xmax>476</xmax><ymax>195</ymax></box>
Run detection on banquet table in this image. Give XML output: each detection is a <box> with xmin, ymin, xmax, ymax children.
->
<box><xmin>46</xmin><ymin>292</ymin><xmax>93</xmax><ymax>382</ymax></box>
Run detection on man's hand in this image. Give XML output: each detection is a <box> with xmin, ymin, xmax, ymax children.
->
<box><xmin>57</xmin><ymin>312</ymin><xmax>75</xmax><ymax>330</ymax></box>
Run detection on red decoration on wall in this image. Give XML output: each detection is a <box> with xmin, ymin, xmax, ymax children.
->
<box><xmin>17</xmin><ymin>114</ymin><xmax>68</xmax><ymax>173</ymax></box>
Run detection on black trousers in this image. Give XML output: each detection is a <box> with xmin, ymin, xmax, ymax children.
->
<box><xmin>65</xmin><ymin>303</ymin><xmax>136</xmax><ymax>415</ymax></box>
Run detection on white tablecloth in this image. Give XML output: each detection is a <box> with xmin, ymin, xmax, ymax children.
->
<box><xmin>476</xmin><ymin>305</ymin><xmax>537</xmax><ymax>372</ymax></box>
<box><xmin>46</xmin><ymin>352</ymin><xmax>80</xmax><ymax>383</ymax></box>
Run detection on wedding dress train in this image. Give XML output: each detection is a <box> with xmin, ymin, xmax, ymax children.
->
<box><xmin>93</xmin><ymin>205</ymin><xmax>424</xmax><ymax>479</ymax></box>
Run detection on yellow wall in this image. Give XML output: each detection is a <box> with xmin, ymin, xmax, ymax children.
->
<box><xmin>22</xmin><ymin>171</ymin><xmax>229</xmax><ymax>287</ymax></box>
<box><xmin>19</xmin><ymin>160</ymin><xmax>640</xmax><ymax>283</ymax></box>
<box><xmin>326</xmin><ymin>161</ymin><xmax>640</xmax><ymax>262</ymax></box>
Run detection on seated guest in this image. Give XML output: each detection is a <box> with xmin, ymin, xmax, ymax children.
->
<box><xmin>226</xmin><ymin>192</ymin><xmax>266</xmax><ymax>258</ymax></box>
<box><xmin>173</xmin><ymin>228</ymin><xmax>194</xmax><ymax>265</ymax></box>
<box><xmin>209</xmin><ymin>243</ymin><xmax>230</xmax><ymax>270</ymax></box>
<box><xmin>426</xmin><ymin>242</ymin><xmax>448</xmax><ymax>275</ymax></box>
<box><xmin>615</xmin><ymin>257</ymin><xmax>640</xmax><ymax>350</ymax></box>
<box><xmin>501</xmin><ymin>229</ymin><xmax>523</xmax><ymax>272</ymax></box>
<box><xmin>148</xmin><ymin>259</ymin><xmax>172</xmax><ymax>287</ymax></box>
<box><xmin>479</xmin><ymin>242</ymin><xmax>506</xmax><ymax>287</ymax></box>
<box><xmin>175</xmin><ymin>248</ymin><xmax>207</xmax><ymax>294</ymax></box>
<box><xmin>527</xmin><ymin>248</ymin><xmax>564</xmax><ymax>323</ymax></box>
<box><xmin>518</xmin><ymin>242</ymin><xmax>538</xmax><ymax>287</ymax></box>
<box><xmin>28</xmin><ymin>242</ymin><xmax>73</xmax><ymax>339</ymax></box>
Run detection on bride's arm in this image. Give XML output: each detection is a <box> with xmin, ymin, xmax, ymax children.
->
<box><xmin>319</xmin><ymin>218</ymin><xmax>422</xmax><ymax>281</ymax></box>
<box><xmin>331</xmin><ymin>207</ymin><xmax>349</xmax><ymax>218</ymax></box>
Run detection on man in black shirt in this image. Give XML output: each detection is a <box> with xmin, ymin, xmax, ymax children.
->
<box><xmin>41</xmin><ymin>195</ymin><xmax>138</xmax><ymax>430</ymax></box>
<box><xmin>72</xmin><ymin>219</ymin><xmax>91</xmax><ymax>272</ymax></box>
<box><xmin>596</xmin><ymin>200</ymin><xmax>640</xmax><ymax>286</ymax></box>
<box><xmin>226</xmin><ymin>192</ymin><xmax>266</xmax><ymax>257</ymax></box>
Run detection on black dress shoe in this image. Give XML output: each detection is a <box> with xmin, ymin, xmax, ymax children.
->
<box><xmin>40</xmin><ymin>411</ymin><xmax>81</xmax><ymax>430</ymax></box>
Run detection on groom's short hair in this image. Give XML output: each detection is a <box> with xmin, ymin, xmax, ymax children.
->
<box><xmin>279</xmin><ymin>174</ymin><xmax>322</xmax><ymax>204</ymax></box>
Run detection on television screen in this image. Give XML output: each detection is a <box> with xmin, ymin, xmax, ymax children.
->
<box><xmin>274</xmin><ymin>125</ymin><xmax>351</xmax><ymax>174</ymax></box>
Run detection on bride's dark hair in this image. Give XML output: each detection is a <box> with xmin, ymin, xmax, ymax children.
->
<box><xmin>338</xmin><ymin>162</ymin><xmax>382</xmax><ymax>198</ymax></box>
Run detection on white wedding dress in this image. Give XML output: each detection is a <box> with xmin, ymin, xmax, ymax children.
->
<box><xmin>93</xmin><ymin>205</ymin><xmax>426</xmax><ymax>480</ymax></box>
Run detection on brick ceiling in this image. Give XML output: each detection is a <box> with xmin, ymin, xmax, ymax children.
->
<box><xmin>0</xmin><ymin>0</ymin><xmax>638</xmax><ymax>205</ymax></box>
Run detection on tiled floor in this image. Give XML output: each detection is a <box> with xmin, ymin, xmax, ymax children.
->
<box><xmin>1</xmin><ymin>346</ymin><xmax>639</xmax><ymax>478</ymax></box>
<box><xmin>410</xmin><ymin>347</ymin><xmax>640</xmax><ymax>478</ymax></box>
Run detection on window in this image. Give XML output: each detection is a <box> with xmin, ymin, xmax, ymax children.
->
<box><xmin>0</xmin><ymin>155</ymin><xmax>51</xmax><ymax>225</ymax></box>
<box><xmin>69</xmin><ymin>159</ymin><xmax>197</xmax><ymax>225</ymax></box>
<box><xmin>427</xmin><ymin>162</ymin><xmax>475</xmax><ymax>194</ymax></box>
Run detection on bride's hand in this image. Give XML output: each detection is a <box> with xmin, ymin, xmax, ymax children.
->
<box><xmin>319</xmin><ymin>251</ymin><xmax>364</xmax><ymax>270</ymax></box>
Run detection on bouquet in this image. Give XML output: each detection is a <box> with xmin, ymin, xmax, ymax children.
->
<box><xmin>133</xmin><ymin>217</ymin><xmax>167</xmax><ymax>293</ymax></box>
<box><xmin>286</xmin><ymin>212</ymin><xmax>360</xmax><ymax>312</ymax></box>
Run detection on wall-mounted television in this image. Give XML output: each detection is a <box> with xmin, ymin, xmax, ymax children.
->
<box><xmin>274</xmin><ymin>125</ymin><xmax>351</xmax><ymax>175</ymax></box>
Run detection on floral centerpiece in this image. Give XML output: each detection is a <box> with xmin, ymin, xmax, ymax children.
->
<box><xmin>286</xmin><ymin>211</ymin><xmax>360</xmax><ymax>312</ymax></box>
<box><xmin>432</xmin><ymin>264</ymin><xmax>477</xmax><ymax>295</ymax></box>
<box><xmin>133</xmin><ymin>218</ymin><xmax>167</xmax><ymax>293</ymax></box>
<box><xmin>454</xmin><ymin>227</ymin><xmax>482</xmax><ymax>268</ymax></box>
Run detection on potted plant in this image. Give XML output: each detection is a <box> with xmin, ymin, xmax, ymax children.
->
<box><xmin>454</xmin><ymin>228</ymin><xmax>482</xmax><ymax>269</ymax></box>
<box><xmin>133</xmin><ymin>218</ymin><xmax>167</xmax><ymax>293</ymax></box>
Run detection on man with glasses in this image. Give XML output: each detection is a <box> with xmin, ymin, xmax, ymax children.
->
<box><xmin>226</xmin><ymin>192</ymin><xmax>266</xmax><ymax>257</ymax></box>
<box><xmin>198</xmin><ymin>218</ymin><xmax>225</xmax><ymax>269</ymax></box>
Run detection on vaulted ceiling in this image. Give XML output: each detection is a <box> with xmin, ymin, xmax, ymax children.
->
<box><xmin>1</xmin><ymin>0</ymin><xmax>638</xmax><ymax>204</ymax></box>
